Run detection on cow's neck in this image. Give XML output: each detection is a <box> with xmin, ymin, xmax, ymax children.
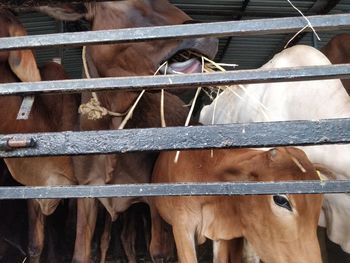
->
<box><xmin>201</xmin><ymin>198</ymin><xmax>242</xmax><ymax>241</ymax></box>
<box><xmin>82</xmin><ymin>2</ymin><xmax>148</xmax><ymax>119</ymax></box>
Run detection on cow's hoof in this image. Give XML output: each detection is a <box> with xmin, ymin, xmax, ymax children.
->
<box><xmin>152</xmin><ymin>256</ymin><xmax>172</xmax><ymax>263</ymax></box>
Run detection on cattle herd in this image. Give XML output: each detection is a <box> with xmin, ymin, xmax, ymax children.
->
<box><xmin>0</xmin><ymin>0</ymin><xmax>349</xmax><ymax>263</ymax></box>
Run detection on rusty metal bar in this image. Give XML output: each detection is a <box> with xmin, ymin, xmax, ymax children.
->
<box><xmin>0</xmin><ymin>138</ymin><xmax>35</xmax><ymax>151</ymax></box>
<box><xmin>0</xmin><ymin>14</ymin><xmax>349</xmax><ymax>51</ymax></box>
<box><xmin>0</xmin><ymin>64</ymin><xmax>349</xmax><ymax>96</ymax></box>
<box><xmin>0</xmin><ymin>180</ymin><xmax>347</xmax><ymax>199</ymax></box>
<box><xmin>0</xmin><ymin>118</ymin><xmax>349</xmax><ymax>157</ymax></box>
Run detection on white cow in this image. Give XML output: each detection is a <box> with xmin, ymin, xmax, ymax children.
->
<box><xmin>200</xmin><ymin>45</ymin><xmax>350</xmax><ymax>254</ymax></box>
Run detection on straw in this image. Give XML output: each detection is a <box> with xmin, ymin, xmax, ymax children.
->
<box><xmin>174</xmin><ymin>56</ymin><xmax>205</xmax><ymax>163</ymax></box>
<box><xmin>285</xmin><ymin>0</ymin><xmax>321</xmax><ymax>49</ymax></box>
<box><xmin>158</xmin><ymin>50</ymin><xmax>272</xmax><ymax>162</ymax></box>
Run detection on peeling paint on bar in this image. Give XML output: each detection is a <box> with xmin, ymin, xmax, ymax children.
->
<box><xmin>0</xmin><ymin>14</ymin><xmax>349</xmax><ymax>50</ymax></box>
<box><xmin>0</xmin><ymin>64</ymin><xmax>349</xmax><ymax>96</ymax></box>
<box><xmin>0</xmin><ymin>118</ymin><xmax>349</xmax><ymax>157</ymax></box>
<box><xmin>0</xmin><ymin>180</ymin><xmax>348</xmax><ymax>199</ymax></box>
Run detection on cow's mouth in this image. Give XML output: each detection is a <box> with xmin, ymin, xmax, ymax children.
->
<box><xmin>159</xmin><ymin>37</ymin><xmax>218</xmax><ymax>75</ymax></box>
<box><xmin>159</xmin><ymin>51</ymin><xmax>202</xmax><ymax>74</ymax></box>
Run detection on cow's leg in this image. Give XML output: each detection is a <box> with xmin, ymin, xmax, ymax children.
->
<box><xmin>172</xmin><ymin>224</ymin><xmax>197</xmax><ymax>263</ymax></box>
<box><xmin>317</xmin><ymin>227</ymin><xmax>329</xmax><ymax>263</ymax></box>
<box><xmin>27</xmin><ymin>200</ymin><xmax>45</xmax><ymax>263</ymax></box>
<box><xmin>230</xmin><ymin>238</ymin><xmax>244</xmax><ymax>263</ymax></box>
<box><xmin>242</xmin><ymin>239</ymin><xmax>260</xmax><ymax>263</ymax></box>
<box><xmin>213</xmin><ymin>239</ymin><xmax>243</xmax><ymax>263</ymax></box>
<box><xmin>72</xmin><ymin>198</ymin><xmax>98</xmax><ymax>263</ymax></box>
<box><xmin>142</xmin><ymin>211</ymin><xmax>151</xmax><ymax>252</ymax></box>
<box><xmin>213</xmin><ymin>240</ymin><xmax>229</xmax><ymax>263</ymax></box>
<box><xmin>150</xmin><ymin>204</ymin><xmax>174</xmax><ymax>262</ymax></box>
<box><xmin>99</xmin><ymin>212</ymin><xmax>113</xmax><ymax>263</ymax></box>
<box><xmin>121</xmin><ymin>212</ymin><xmax>137</xmax><ymax>263</ymax></box>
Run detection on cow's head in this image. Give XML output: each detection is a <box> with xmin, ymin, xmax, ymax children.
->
<box><xmin>0</xmin><ymin>9</ymin><xmax>41</xmax><ymax>83</ymax></box>
<box><xmin>38</xmin><ymin>0</ymin><xmax>218</xmax><ymax>76</ymax></box>
<box><xmin>37</xmin><ymin>0</ymin><xmax>218</xmax><ymax>124</ymax></box>
<box><xmin>236</xmin><ymin>147</ymin><xmax>323</xmax><ymax>263</ymax></box>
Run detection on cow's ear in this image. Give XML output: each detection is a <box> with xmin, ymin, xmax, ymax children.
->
<box><xmin>8</xmin><ymin>25</ymin><xmax>41</xmax><ymax>82</ymax></box>
<box><xmin>35</xmin><ymin>4</ymin><xmax>88</xmax><ymax>21</ymax></box>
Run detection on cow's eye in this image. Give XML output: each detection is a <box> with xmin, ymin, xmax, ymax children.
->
<box><xmin>273</xmin><ymin>195</ymin><xmax>292</xmax><ymax>211</ymax></box>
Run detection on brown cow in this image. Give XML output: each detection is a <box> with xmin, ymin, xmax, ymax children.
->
<box><xmin>1</xmin><ymin>62</ymin><xmax>79</xmax><ymax>262</ymax></box>
<box><xmin>72</xmin><ymin>91</ymin><xmax>189</xmax><ymax>263</ymax></box>
<box><xmin>38</xmin><ymin>1</ymin><xmax>218</xmax><ymax>262</ymax></box>
<box><xmin>0</xmin><ymin>8</ymin><xmax>79</xmax><ymax>262</ymax></box>
<box><xmin>152</xmin><ymin>147</ymin><xmax>323</xmax><ymax>263</ymax></box>
<box><xmin>321</xmin><ymin>34</ymin><xmax>350</xmax><ymax>94</ymax></box>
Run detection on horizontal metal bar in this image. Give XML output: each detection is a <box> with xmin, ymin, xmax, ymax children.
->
<box><xmin>1</xmin><ymin>64</ymin><xmax>349</xmax><ymax>96</ymax></box>
<box><xmin>1</xmin><ymin>118</ymin><xmax>350</xmax><ymax>157</ymax></box>
<box><xmin>0</xmin><ymin>180</ymin><xmax>348</xmax><ymax>199</ymax></box>
<box><xmin>0</xmin><ymin>14</ymin><xmax>349</xmax><ymax>51</ymax></box>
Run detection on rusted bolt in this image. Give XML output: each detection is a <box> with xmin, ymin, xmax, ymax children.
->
<box><xmin>0</xmin><ymin>138</ymin><xmax>36</xmax><ymax>151</ymax></box>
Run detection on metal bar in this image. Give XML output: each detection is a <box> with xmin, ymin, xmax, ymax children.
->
<box><xmin>312</xmin><ymin>33</ymin><xmax>319</xmax><ymax>49</ymax></box>
<box><xmin>1</xmin><ymin>118</ymin><xmax>350</xmax><ymax>157</ymax></box>
<box><xmin>0</xmin><ymin>64</ymin><xmax>349</xmax><ymax>96</ymax></box>
<box><xmin>16</xmin><ymin>95</ymin><xmax>35</xmax><ymax>120</ymax></box>
<box><xmin>0</xmin><ymin>180</ymin><xmax>348</xmax><ymax>199</ymax></box>
<box><xmin>0</xmin><ymin>14</ymin><xmax>349</xmax><ymax>51</ymax></box>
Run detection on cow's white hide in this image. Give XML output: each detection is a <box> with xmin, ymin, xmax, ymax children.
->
<box><xmin>200</xmin><ymin>45</ymin><xmax>350</xmax><ymax>253</ymax></box>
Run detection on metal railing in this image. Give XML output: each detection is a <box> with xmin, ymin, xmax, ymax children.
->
<box><xmin>0</xmin><ymin>14</ymin><xmax>349</xmax><ymax>50</ymax></box>
<box><xmin>1</xmin><ymin>6</ymin><xmax>350</xmax><ymax>198</ymax></box>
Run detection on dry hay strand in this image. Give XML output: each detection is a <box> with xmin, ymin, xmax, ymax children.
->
<box><xmin>158</xmin><ymin>51</ymin><xmax>276</xmax><ymax>162</ymax></box>
<box><xmin>157</xmin><ymin>51</ymin><xmax>239</xmax><ymax>162</ymax></box>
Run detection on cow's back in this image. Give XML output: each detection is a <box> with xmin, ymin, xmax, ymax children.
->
<box><xmin>200</xmin><ymin>45</ymin><xmax>350</xmax><ymax>124</ymax></box>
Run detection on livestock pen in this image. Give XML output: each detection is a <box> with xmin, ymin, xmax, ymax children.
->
<box><xmin>0</xmin><ymin>0</ymin><xmax>350</xmax><ymax>262</ymax></box>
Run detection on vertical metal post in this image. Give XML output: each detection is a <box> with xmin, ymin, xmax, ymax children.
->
<box><xmin>312</xmin><ymin>33</ymin><xmax>319</xmax><ymax>49</ymax></box>
<box><xmin>58</xmin><ymin>21</ymin><xmax>64</xmax><ymax>60</ymax></box>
